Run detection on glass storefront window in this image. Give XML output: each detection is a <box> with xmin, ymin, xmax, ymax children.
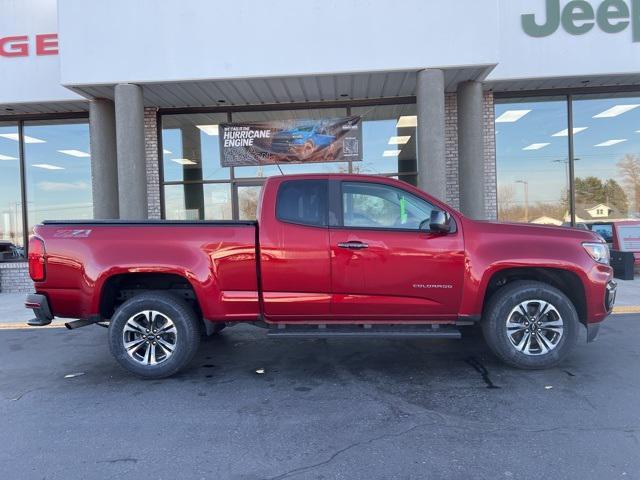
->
<box><xmin>496</xmin><ymin>93</ymin><xmax>640</xmax><ymax>226</ymax></box>
<box><xmin>351</xmin><ymin>104</ymin><xmax>417</xmax><ymax>185</ymax></box>
<box><xmin>572</xmin><ymin>94</ymin><xmax>640</xmax><ymax>223</ymax></box>
<box><xmin>0</xmin><ymin>122</ymin><xmax>24</xmax><ymax>260</ymax></box>
<box><xmin>495</xmin><ymin>98</ymin><xmax>570</xmax><ymax>224</ymax></box>
<box><xmin>159</xmin><ymin>104</ymin><xmax>417</xmax><ymax>220</ymax></box>
<box><xmin>203</xmin><ymin>184</ymin><xmax>233</xmax><ymax>220</ymax></box>
<box><xmin>161</xmin><ymin>113</ymin><xmax>230</xmax><ymax>182</ymax></box>
<box><xmin>24</xmin><ymin>119</ymin><xmax>92</xmax><ymax>232</ymax></box>
<box><xmin>164</xmin><ymin>183</ymin><xmax>232</xmax><ymax>220</ymax></box>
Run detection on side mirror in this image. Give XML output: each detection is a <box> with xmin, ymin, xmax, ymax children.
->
<box><xmin>420</xmin><ymin>210</ymin><xmax>450</xmax><ymax>234</ymax></box>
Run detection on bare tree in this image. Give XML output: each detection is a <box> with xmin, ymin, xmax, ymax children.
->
<box><xmin>498</xmin><ymin>184</ymin><xmax>516</xmax><ymax>219</ymax></box>
<box><xmin>617</xmin><ymin>154</ymin><xmax>640</xmax><ymax>215</ymax></box>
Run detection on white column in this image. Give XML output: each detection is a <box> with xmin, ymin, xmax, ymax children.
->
<box><xmin>114</xmin><ymin>84</ymin><xmax>148</xmax><ymax>220</ymax></box>
<box><xmin>416</xmin><ymin>69</ymin><xmax>446</xmax><ymax>200</ymax></box>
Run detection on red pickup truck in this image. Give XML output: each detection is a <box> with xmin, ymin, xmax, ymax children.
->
<box><xmin>25</xmin><ymin>174</ymin><xmax>616</xmax><ymax>378</ymax></box>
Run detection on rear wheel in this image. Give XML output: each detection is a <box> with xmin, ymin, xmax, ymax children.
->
<box><xmin>109</xmin><ymin>292</ymin><xmax>200</xmax><ymax>378</ymax></box>
<box><xmin>481</xmin><ymin>280</ymin><xmax>579</xmax><ymax>369</ymax></box>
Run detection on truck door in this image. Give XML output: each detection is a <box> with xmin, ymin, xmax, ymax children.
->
<box><xmin>329</xmin><ymin>180</ymin><xmax>464</xmax><ymax>321</ymax></box>
<box><xmin>259</xmin><ymin>179</ymin><xmax>332</xmax><ymax>320</ymax></box>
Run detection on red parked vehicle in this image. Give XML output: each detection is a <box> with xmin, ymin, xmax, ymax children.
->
<box><xmin>25</xmin><ymin>174</ymin><xmax>616</xmax><ymax>378</ymax></box>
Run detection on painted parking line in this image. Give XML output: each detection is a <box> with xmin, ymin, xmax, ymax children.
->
<box><xmin>612</xmin><ymin>306</ymin><xmax>640</xmax><ymax>314</ymax></box>
<box><xmin>0</xmin><ymin>323</ymin><xmax>66</xmax><ymax>330</ymax></box>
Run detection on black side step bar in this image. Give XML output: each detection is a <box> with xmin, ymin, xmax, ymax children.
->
<box><xmin>65</xmin><ymin>317</ymin><xmax>102</xmax><ymax>330</ymax></box>
<box><xmin>267</xmin><ymin>324</ymin><xmax>461</xmax><ymax>339</ymax></box>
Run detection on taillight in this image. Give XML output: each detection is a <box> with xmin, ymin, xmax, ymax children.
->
<box><xmin>28</xmin><ymin>236</ymin><xmax>46</xmax><ymax>282</ymax></box>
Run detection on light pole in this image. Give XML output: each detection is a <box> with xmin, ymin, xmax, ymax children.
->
<box><xmin>516</xmin><ymin>180</ymin><xmax>529</xmax><ymax>222</ymax></box>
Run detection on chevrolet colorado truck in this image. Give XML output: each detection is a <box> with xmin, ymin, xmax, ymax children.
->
<box><xmin>25</xmin><ymin>174</ymin><xmax>616</xmax><ymax>378</ymax></box>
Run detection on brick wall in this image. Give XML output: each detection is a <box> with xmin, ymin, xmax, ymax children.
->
<box><xmin>144</xmin><ymin>107</ymin><xmax>162</xmax><ymax>219</ymax></box>
<box><xmin>444</xmin><ymin>93</ymin><xmax>460</xmax><ymax>209</ymax></box>
<box><xmin>0</xmin><ymin>263</ymin><xmax>32</xmax><ymax>293</ymax></box>
<box><xmin>483</xmin><ymin>91</ymin><xmax>497</xmax><ymax>220</ymax></box>
<box><xmin>443</xmin><ymin>90</ymin><xmax>497</xmax><ymax>219</ymax></box>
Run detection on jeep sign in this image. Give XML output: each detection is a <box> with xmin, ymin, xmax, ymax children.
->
<box><xmin>522</xmin><ymin>0</ymin><xmax>640</xmax><ymax>41</ymax></box>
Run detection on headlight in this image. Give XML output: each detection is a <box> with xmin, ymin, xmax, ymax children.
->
<box><xmin>582</xmin><ymin>242</ymin><xmax>610</xmax><ymax>265</ymax></box>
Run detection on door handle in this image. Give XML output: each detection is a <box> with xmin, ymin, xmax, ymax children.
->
<box><xmin>337</xmin><ymin>241</ymin><xmax>369</xmax><ymax>250</ymax></box>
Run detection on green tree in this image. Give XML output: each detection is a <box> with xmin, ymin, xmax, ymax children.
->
<box><xmin>603</xmin><ymin>179</ymin><xmax>629</xmax><ymax>214</ymax></box>
<box><xmin>575</xmin><ymin>176</ymin><xmax>604</xmax><ymax>207</ymax></box>
<box><xmin>574</xmin><ymin>176</ymin><xmax>628</xmax><ymax>214</ymax></box>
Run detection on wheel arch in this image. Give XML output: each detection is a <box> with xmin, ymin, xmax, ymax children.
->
<box><xmin>481</xmin><ymin>267</ymin><xmax>587</xmax><ymax>324</ymax></box>
<box><xmin>98</xmin><ymin>272</ymin><xmax>203</xmax><ymax>323</ymax></box>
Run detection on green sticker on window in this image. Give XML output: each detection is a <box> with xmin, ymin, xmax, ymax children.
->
<box><xmin>400</xmin><ymin>196</ymin><xmax>407</xmax><ymax>224</ymax></box>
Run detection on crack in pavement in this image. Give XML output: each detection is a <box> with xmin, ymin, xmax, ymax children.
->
<box><xmin>97</xmin><ymin>458</ymin><xmax>139</xmax><ymax>464</ymax></box>
<box><xmin>7</xmin><ymin>387</ymin><xmax>40</xmax><ymax>402</ymax></box>
<box><xmin>465</xmin><ymin>356</ymin><xmax>500</xmax><ymax>389</ymax></box>
<box><xmin>266</xmin><ymin>422</ymin><xmax>434</xmax><ymax>480</ymax></box>
<box><xmin>265</xmin><ymin>420</ymin><xmax>640</xmax><ymax>479</ymax></box>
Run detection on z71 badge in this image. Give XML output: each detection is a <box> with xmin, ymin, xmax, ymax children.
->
<box><xmin>53</xmin><ymin>229</ymin><xmax>92</xmax><ymax>238</ymax></box>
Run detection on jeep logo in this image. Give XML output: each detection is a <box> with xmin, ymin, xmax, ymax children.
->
<box><xmin>522</xmin><ymin>0</ymin><xmax>640</xmax><ymax>41</ymax></box>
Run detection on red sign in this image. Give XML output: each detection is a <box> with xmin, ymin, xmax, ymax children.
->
<box><xmin>0</xmin><ymin>33</ymin><xmax>58</xmax><ymax>57</ymax></box>
<box><xmin>612</xmin><ymin>220</ymin><xmax>640</xmax><ymax>266</ymax></box>
<box><xmin>616</xmin><ymin>224</ymin><xmax>640</xmax><ymax>252</ymax></box>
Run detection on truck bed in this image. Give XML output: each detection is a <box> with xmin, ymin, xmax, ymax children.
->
<box><xmin>33</xmin><ymin>220</ymin><xmax>260</xmax><ymax>322</ymax></box>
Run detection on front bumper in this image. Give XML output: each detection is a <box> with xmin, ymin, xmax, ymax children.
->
<box><xmin>587</xmin><ymin>279</ymin><xmax>617</xmax><ymax>343</ymax></box>
<box><xmin>25</xmin><ymin>293</ymin><xmax>53</xmax><ymax>326</ymax></box>
<box><xmin>605</xmin><ymin>279</ymin><xmax>617</xmax><ymax>313</ymax></box>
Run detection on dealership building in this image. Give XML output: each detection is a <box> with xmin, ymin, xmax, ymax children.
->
<box><xmin>1</xmin><ymin>0</ymin><xmax>639</xmax><ymax>292</ymax></box>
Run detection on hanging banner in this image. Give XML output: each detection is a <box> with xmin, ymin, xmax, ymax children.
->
<box><xmin>219</xmin><ymin>116</ymin><xmax>362</xmax><ymax>167</ymax></box>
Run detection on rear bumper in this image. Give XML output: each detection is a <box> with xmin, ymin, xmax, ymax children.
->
<box><xmin>25</xmin><ymin>293</ymin><xmax>53</xmax><ymax>326</ymax></box>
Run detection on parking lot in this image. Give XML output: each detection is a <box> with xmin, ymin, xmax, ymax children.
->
<box><xmin>1</xmin><ymin>313</ymin><xmax>639</xmax><ymax>480</ymax></box>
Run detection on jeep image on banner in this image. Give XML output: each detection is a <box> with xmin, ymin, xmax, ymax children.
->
<box><xmin>219</xmin><ymin>116</ymin><xmax>362</xmax><ymax>167</ymax></box>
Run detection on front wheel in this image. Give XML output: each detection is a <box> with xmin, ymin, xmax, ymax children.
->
<box><xmin>109</xmin><ymin>292</ymin><xmax>201</xmax><ymax>378</ymax></box>
<box><xmin>482</xmin><ymin>280</ymin><xmax>579</xmax><ymax>369</ymax></box>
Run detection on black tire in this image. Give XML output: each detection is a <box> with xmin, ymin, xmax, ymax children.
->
<box><xmin>481</xmin><ymin>280</ymin><xmax>579</xmax><ymax>369</ymax></box>
<box><xmin>109</xmin><ymin>292</ymin><xmax>201</xmax><ymax>379</ymax></box>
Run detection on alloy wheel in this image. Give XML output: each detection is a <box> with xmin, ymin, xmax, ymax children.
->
<box><xmin>506</xmin><ymin>300</ymin><xmax>564</xmax><ymax>356</ymax></box>
<box><xmin>122</xmin><ymin>310</ymin><xmax>178</xmax><ymax>366</ymax></box>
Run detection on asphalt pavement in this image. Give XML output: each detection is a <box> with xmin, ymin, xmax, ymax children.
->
<box><xmin>0</xmin><ymin>315</ymin><xmax>639</xmax><ymax>480</ymax></box>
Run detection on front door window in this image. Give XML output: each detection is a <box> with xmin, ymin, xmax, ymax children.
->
<box><xmin>342</xmin><ymin>182</ymin><xmax>434</xmax><ymax>230</ymax></box>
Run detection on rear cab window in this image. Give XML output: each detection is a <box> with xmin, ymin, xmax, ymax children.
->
<box><xmin>276</xmin><ymin>180</ymin><xmax>328</xmax><ymax>227</ymax></box>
